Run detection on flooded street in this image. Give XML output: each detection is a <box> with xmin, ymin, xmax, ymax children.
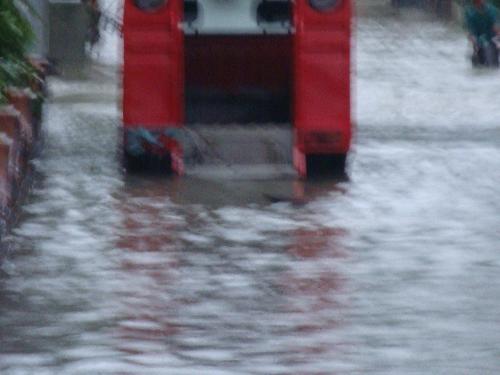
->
<box><xmin>1</xmin><ymin>4</ymin><xmax>500</xmax><ymax>374</ymax></box>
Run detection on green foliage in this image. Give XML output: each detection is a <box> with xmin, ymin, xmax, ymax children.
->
<box><xmin>0</xmin><ymin>0</ymin><xmax>36</xmax><ymax>104</ymax></box>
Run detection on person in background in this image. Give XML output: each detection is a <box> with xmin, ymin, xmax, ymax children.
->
<box><xmin>83</xmin><ymin>0</ymin><xmax>101</xmax><ymax>47</ymax></box>
<box><xmin>465</xmin><ymin>0</ymin><xmax>500</xmax><ymax>66</ymax></box>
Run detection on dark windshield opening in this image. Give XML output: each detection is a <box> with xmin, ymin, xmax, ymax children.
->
<box><xmin>257</xmin><ymin>0</ymin><xmax>292</xmax><ymax>25</ymax></box>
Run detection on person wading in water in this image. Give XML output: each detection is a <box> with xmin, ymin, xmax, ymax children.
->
<box><xmin>465</xmin><ymin>0</ymin><xmax>500</xmax><ymax>66</ymax></box>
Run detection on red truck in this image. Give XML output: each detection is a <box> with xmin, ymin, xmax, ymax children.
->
<box><xmin>122</xmin><ymin>0</ymin><xmax>352</xmax><ymax>177</ymax></box>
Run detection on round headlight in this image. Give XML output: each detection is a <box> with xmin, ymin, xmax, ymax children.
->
<box><xmin>308</xmin><ymin>0</ymin><xmax>341</xmax><ymax>12</ymax></box>
<box><xmin>133</xmin><ymin>0</ymin><xmax>167</xmax><ymax>12</ymax></box>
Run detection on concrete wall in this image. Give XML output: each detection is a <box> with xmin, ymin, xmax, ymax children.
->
<box><xmin>17</xmin><ymin>0</ymin><xmax>90</xmax><ymax>66</ymax></box>
<box><xmin>48</xmin><ymin>0</ymin><xmax>89</xmax><ymax>68</ymax></box>
<box><xmin>17</xmin><ymin>0</ymin><xmax>50</xmax><ymax>57</ymax></box>
<box><xmin>17</xmin><ymin>0</ymin><xmax>89</xmax><ymax>69</ymax></box>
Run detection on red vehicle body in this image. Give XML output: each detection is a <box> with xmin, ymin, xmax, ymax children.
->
<box><xmin>122</xmin><ymin>0</ymin><xmax>352</xmax><ymax>177</ymax></box>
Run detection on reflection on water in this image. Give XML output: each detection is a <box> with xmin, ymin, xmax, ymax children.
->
<box><xmin>1</xmin><ymin>5</ymin><xmax>500</xmax><ymax>375</ymax></box>
<box><xmin>108</xmin><ymin>182</ymin><xmax>351</xmax><ymax>374</ymax></box>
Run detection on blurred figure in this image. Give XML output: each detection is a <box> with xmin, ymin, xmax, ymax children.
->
<box><xmin>465</xmin><ymin>0</ymin><xmax>500</xmax><ymax>67</ymax></box>
<box><xmin>83</xmin><ymin>0</ymin><xmax>101</xmax><ymax>46</ymax></box>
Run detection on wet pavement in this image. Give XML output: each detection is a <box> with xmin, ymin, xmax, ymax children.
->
<box><xmin>1</xmin><ymin>5</ymin><xmax>500</xmax><ymax>375</ymax></box>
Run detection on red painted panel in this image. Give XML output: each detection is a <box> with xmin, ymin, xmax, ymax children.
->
<box><xmin>123</xmin><ymin>0</ymin><xmax>184</xmax><ymax>128</ymax></box>
<box><xmin>293</xmin><ymin>0</ymin><xmax>352</xmax><ymax>156</ymax></box>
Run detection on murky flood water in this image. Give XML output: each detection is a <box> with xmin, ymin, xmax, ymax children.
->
<box><xmin>1</xmin><ymin>5</ymin><xmax>500</xmax><ymax>375</ymax></box>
